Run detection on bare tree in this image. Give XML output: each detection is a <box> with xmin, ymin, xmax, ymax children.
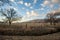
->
<box><xmin>46</xmin><ymin>13</ymin><xmax>55</xmax><ymax>25</ymax></box>
<box><xmin>46</xmin><ymin>11</ymin><xmax>60</xmax><ymax>25</ymax></box>
<box><xmin>0</xmin><ymin>8</ymin><xmax>22</xmax><ymax>25</ymax></box>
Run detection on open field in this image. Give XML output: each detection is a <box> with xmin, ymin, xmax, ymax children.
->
<box><xmin>0</xmin><ymin>32</ymin><xmax>60</xmax><ymax>40</ymax></box>
<box><xmin>0</xmin><ymin>22</ymin><xmax>60</xmax><ymax>40</ymax></box>
<box><xmin>0</xmin><ymin>23</ymin><xmax>60</xmax><ymax>36</ymax></box>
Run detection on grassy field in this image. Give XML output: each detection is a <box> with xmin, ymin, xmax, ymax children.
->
<box><xmin>0</xmin><ymin>32</ymin><xmax>60</xmax><ymax>40</ymax></box>
<box><xmin>0</xmin><ymin>23</ymin><xmax>60</xmax><ymax>40</ymax></box>
<box><xmin>0</xmin><ymin>23</ymin><xmax>60</xmax><ymax>36</ymax></box>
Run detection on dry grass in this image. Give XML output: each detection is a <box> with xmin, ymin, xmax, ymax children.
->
<box><xmin>0</xmin><ymin>23</ymin><xmax>60</xmax><ymax>40</ymax></box>
<box><xmin>0</xmin><ymin>23</ymin><xmax>60</xmax><ymax>36</ymax></box>
<box><xmin>0</xmin><ymin>32</ymin><xmax>60</xmax><ymax>40</ymax></box>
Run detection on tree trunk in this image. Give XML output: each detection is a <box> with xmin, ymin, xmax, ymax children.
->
<box><xmin>9</xmin><ymin>20</ymin><xmax>11</xmax><ymax>25</ymax></box>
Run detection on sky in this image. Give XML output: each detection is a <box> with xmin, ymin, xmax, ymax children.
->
<box><xmin>0</xmin><ymin>0</ymin><xmax>60</xmax><ymax>22</ymax></box>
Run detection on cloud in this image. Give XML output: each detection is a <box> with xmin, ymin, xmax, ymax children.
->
<box><xmin>0</xmin><ymin>17</ymin><xmax>6</xmax><ymax>22</ymax></box>
<box><xmin>17</xmin><ymin>1</ymin><xmax>23</xmax><ymax>4</ymax></box>
<box><xmin>41</xmin><ymin>0</ymin><xmax>51</xmax><ymax>7</ymax></box>
<box><xmin>0</xmin><ymin>1</ymin><xmax>3</xmax><ymax>3</ymax></box>
<box><xmin>48</xmin><ymin>9</ymin><xmax>60</xmax><ymax>15</ymax></box>
<box><xmin>43</xmin><ymin>0</ymin><xmax>50</xmax><ymax>5</ymax></box>
<box><xmin>50</xmin><ymin>0</ymin><xmax>60</xmax><ymax>4</ymax></box>
<box><xmin>0</xmin><ymin>1</ymin><xmax>3</xmax><ymax>6</ymax></box>
<box><xmin>22</xmin><ymin>7</ymin><xmax>25</xmax><ymax>10</ymax></box>
<box><xmin>26</xmin><ymin>11</ymin><xmax>31</xmax><ymax>17</ymax></box>
<box><xmin>30</xmin><ymin>6</ymin><xmax>33</xmax><ymax>9</ymax></box>
<box><xmin>39</xmin><ymin>13</ymin><xmax>47</xmax><ymax>18</ymax></box>
<box><xmin>26</xmin><ymin>10</ymin><xmax>39</xmax><ymax>17</ymax></box>
<box><xmin>26</xmin><ymin>11</ymin><xmax>30</xmax><ymax>15</ymax></box>
<box><xmin>40</xmin><ymin>8</ymin><xmax>44</xmax><ymax>10</ymax></box>
<box><xmin>51</xmin><ymin>0</ymin><xmax>59</xmax><ymax>3</ymax></box>
<box><xmin>49</xmin><ymin>4</ymin><xmax>54</xmax><ymax>8</ymax></box>
<box><xmin>13</xmin><ymin>7</ymin><xmax>18</xmax><ymax>10</ymax></box>
<box><xmin>31</xmin><ymin>10</ymin><xmax>39</xmax><ymax>16</ymax></box>
<box><xmin>10</xmin><ymin>0</ymin><xmax>15</xmax><ymax>2</ymax></box>
<box><xmin>34</xmin><ymin>0</ymin><xmax>37</xmax><ymax>4</ymax></box>
<box><xmin>24</xmin><ymin>2</ymin><xmax>31</xmax><ymax>7</ymax></box>
<box><xmin>42</xmin><ymin>0</ymin><xmax>56</xmax><ymax>8</ymax></box>
<box><xmin>5</xmin><ymin>6</ymin><xmax>18</xmax><ymax>11</ymax></box>
<box><xmin>59</xmin><ymin>8</ymin><xmax>60</xmax><ymax>10</ymax></box>
<box><xmin>21</xmin><ymin>10</ymin><xmax>39</xmax><ymax>22</ymax></box>
<box><xmin>40</xmin><ymin>4</ymin><xmax>45</xmax><ymax>7</ymax></box>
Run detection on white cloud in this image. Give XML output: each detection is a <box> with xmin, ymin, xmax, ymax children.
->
<box><xmin>0</xmin><ymin>1</ymin><xmax>3</xmax><ymax>6</ymax></box>
<box><xmin>31</xmin><ymin>10</ymin><xmax>39</xmax><ymax>16</ymax></box>
<box><xmin>50</xmin><ymin>0</ymin><xmax>60</xmax><ymax>4</ymax></box>
<box><xmin>13</xmin><ymin>7</ymin><xmax>17</xmax><ymax>10</ymax></box>
<box><xmin>22</xmin><ymin>7</ymin><xmax>25</xmax><ymax>10</ymax></box>
<box><xmin>24</xmin><ymin>2</ymin><xmax>31</xmax><ymax>7</ymax></box>
<box><xmin>20</xmin><ymin>11</ymin><xmax>39</xmax><ymax>22</ymax></box>
<box><xmin>30</xmin><ymin>6</ymin><xmax>33</xmax><ymax>9</ymax></box>
<box><xmin>40</xmin><ymin>8</ymin><xmax>44</xmax><ymax>10</ymax></box>
<box><xmin>42</xmin><ymin>0</ymin><xmax>56</xmax><ymax>9</ymax></box>
<box><xmin>34</xmin><ymin>0</ymin><xmax>37</xmax><ymax>4</ymax></box>
<box><xmin>39</xmin><ymin>13</ymin><xmax>46</xmax><ymax>17</ymax></box>
<box><xmin>6</xmin><ymin>6</ymin><xmax>18</xmax><ymax>11</ymax></box>
<box><xmin>43</xmin><ymin>0</ymin><xmax>50</xmax><ymax>5</ymax></box>
<box><xmin>26</xmin><ymin>10</ymin><xmax>39</xmax><ymax>17</ymax></box>
<box><xmin>41</xmin><ymin>0</ymin><xmax>51</xmax><ymax>7</ymax></box>
<box><xmin>17</xmin><ymin>1</ymin><xmax>23</xmax><ymax>4</ymax></box>
<box><xmin>51</xmin><ymin>0</ymin><xmax>59</xmax><ymax>3</ymax></box>
<box><xmin>26</xmin><ymin>11</ymin><xmax>30</xmax><ymax>15</ymax></box>
<box><xmin>10</xmin><ymin>0</ymin><xmax>15</xmax><ymax>2</ymax></box>
<box><xmin>0</xmin><ymin>1</ymin><xmax>3</xmax><ymax>3</ymax></box>
<box><xmin>49</xmin><ymin>4</ymin><xmax>54</xmax><ymax>8</ymax></box>
<box><xmin>52</xmin><ymin>11</ymin><xmax>56</xmax><ymax>14</ymax></box>
<box><xmin>40</xmin><ymin>4</ymin><xmax>45</xmax><ymax>7</ymax></box>
<box><xmin>49</xmin><ymin>9</ymin><xmax>60</xmax><ymax>15</ymax></box>
<box><xmin>21</xmin><ymin>16</ymin><xmax>32</xmax><ymax>22</ymax></box>
<box><xmin>26</xmin><ymin>11</ymin><xmax>31</xmax><ymax>17</ymax></box>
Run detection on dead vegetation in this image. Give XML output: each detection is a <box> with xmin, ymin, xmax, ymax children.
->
<box><xmin>0</xmin><ymin>32</ymin><xmax>60</xmax><ymax>40</ymax></box>
<box><xmin>0</xmin><ymin>23</ymin><xmax>60</xmax><ymax>36</ymax></box>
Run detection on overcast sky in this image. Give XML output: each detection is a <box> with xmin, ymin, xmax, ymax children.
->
<box><xmin>0</xmin><ymin>0</ymin><xmax>60</xmax><ymax>22</ymax></box>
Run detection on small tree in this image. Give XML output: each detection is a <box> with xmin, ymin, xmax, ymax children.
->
<box><xmin>0</xmin><ymin>8</ymin><xmax>22</xmax><ymax>25</ymax></box>
<box><xmin>46</xmin><ymin>13</ymin><xmax>55</xmax><ymax>25</ymax></box>
<box><xmin>46</xmin><ymin>13</ymin><xmax>58</xmax><ymax>25</ymax></box>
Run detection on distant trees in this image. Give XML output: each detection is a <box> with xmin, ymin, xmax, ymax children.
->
<box><xmin>46</xmin><ymin>13</ymin><xmax>55</xmax><ymax>25</ymax></box>
<box><xmin>0</xmin><ymin>8</ymin><xmax>22</xmax><ymax>25</ymax></box>
<box><xmin>46</xmin><ymin>12</ymin><xmax>60</xmax><ymax>25</ymax></box>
